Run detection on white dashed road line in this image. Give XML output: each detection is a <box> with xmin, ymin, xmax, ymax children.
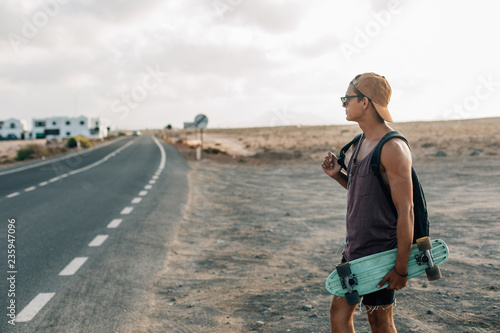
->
<box><xmin>131</xmin><ymin>197</ymin><xmax>142</xmax><ymax>204</ymax></box>
<box><xmin>145</xmin><ymin>185</ymin><xmax>153</xmax><ymax>190</ymax></box>
<box><xmin>39</xmin><ymin>181</ymin><xmax>48</xmax><ymax>186</ymax></box>
<box><xmin>88</xmin><ymin>235</ymin><xmax>109</xmax><ymax>247</ymax></box>
<box><xmin>107</xmin><ymin>219</ymin><xmax>123</xmax><ymax>228</ymax></box>
<box><xmin>149</xmin><ymin>180</ymin><xmax>156</xmax><ymax>184</ymax></box>
<box><xmin>25</xmin><ymin>186</ymin><xmax>36</xmax><ymax>192</ymax></box>
<box><xmin>121</xmin><ymin>207</ymin><xmax>134</xmax><ymax>215</ymax></box>
<box><xmin>59</xmin><ymin>257</ymin><xmax>88</xmax><ymax>276</ymax></box>
<box><xmin>16</xmin><ymin>293</ymin><xmax>56</xmax><ymax>323</ymax></box>
<box><xmin>138</xmin><ymin>191</ymin><xmax>148</xmax><ymax>196</ymax></box>
<box><xmin>7</xmin><ymin>192</ymin><xmax>20</xmax><ymax>198</ymax></box>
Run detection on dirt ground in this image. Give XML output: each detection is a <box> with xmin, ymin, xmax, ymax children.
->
<box><xmin>123</xmin><ymin>118</ymin><xmax>500</xmax><ymax>332</ymax></box>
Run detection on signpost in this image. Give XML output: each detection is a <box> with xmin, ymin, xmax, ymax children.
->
<box><xmin>193</xmin><ymin>114</ymin><xmax>208</xmax><ymax>160</ymax></box>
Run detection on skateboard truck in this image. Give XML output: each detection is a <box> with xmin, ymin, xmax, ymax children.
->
<box><xmin>415</xmin><ymin>237</ymin><xmax>442</xmax><ymax>281</ymax></box>
<box><xmin>415</xmin><ymin>250</ymin><xmax>435</xmax><ymax>268</ymax></box>
<box><xmin>340</xmin><ymin>274</ymin><xmax>358</xmax><ymax>292</ymax></box>
<box><xmin>336</xmin><ymin>262</ymin><xmax>360</xmax><ymax>305</ymax></box>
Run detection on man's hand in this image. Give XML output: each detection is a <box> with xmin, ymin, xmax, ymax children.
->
<box><xmin>377</xmin><ymin>268</ymin><xmax>408</xmax><ymax>290</ymax></box>
<box><xmin>321</xmin><ymin>152</ymin><xmax>342</xmax><ymax>178</ymax></box>
<box><xmin>322</xmin><ymin>152</ymin><xmax>348</xmax><ymax>189</ymax></box>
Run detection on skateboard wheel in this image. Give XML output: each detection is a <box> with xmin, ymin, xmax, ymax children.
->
<box><xmin>417</xmin><ymin>237</ymin><xmax>432</xmax><ymax>251</ymax></box>
<box><xmin>426</xmin><ymin>266</ymin><xmax>442</xmax><ymax>281</ymax></box>
<box><xmin>345</xmin><ymin>291</ymin><xmax>360</xmax><ymax>306</ymax></box>
<box><xmin>336</xmin><ymin>262</ymin><xmax>352</xmax><ymax>277</ymax></box>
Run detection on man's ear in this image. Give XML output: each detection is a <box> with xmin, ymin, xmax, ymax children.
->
<box><xmin>363</xmin><ymin>97</ymin><xmax>370</xmax><ymax>109</ymax></box>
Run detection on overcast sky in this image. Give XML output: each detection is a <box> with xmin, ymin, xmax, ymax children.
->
<box><xmin>1</xmin><ymin>0</ymin><xmax>500</xmax><ymax>130</ymax></box>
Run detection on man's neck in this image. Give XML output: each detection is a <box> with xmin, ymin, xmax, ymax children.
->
<box><xmin>358</xmin><ymin>119</ymin><xmax>392</xmax><ymax>142</ymax></box>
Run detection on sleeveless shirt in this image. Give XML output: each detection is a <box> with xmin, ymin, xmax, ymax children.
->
<box><xmin>342</xmin><ymin>134</ymin><xmax>398</xmax><ymax>261</ymax></box>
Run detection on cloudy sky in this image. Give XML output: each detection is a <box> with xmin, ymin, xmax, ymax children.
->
<box><xmin>1</xmin><ymin>0</ymin><xmax>500</xmax><ymax>130</ymax></box>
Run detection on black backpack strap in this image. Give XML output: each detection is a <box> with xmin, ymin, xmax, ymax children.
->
<box><xmin>338</xmin><ymin>133</ymin><xmax>362</xmax><ymax>171</ymax></box>
<box><xmin>369</xmin><ymin>131</ymin><xmax>410</xmax><ymax>209</ymax></box>
<box><xmin>369</xmin><ymin>131</ymin><xmax>409</xmax><ymax>176</ymax></box>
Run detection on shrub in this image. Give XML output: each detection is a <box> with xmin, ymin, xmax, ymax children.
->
<box><xmin>15</xmin><ymin>144</ymin><xmax>47</xmax><ymax>161</ymax></box>
<box><xmin>203</xmin><ymin>147</ymin><xmax>226</xmax><ymax>155</ymax></box>
<box><xmin>15</xmin><ymin>143</ymin><xmax>70</xmax><ymax>162</ymax></box>
<box><xmin>67</xmin><ymin>136</ymin><xmax>92</xmax><ymax>148</ymax></box>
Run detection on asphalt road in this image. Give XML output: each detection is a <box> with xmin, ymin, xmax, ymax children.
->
<box><xmin>0</xmin><ymin>135</ymin><xmax>189</xmax><ymax>332</ymax></box>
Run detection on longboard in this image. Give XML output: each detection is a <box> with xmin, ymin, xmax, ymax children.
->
<box><xmin>325</xmin><ymin>237</ymin><xmax>449</xmax><ymax>305</ymax></box>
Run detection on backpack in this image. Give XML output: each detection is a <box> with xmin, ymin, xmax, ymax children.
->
<box><xmin>337</xmin><ymin>131</ymin><xmax>430</xmax><ymax>244</ymax></box>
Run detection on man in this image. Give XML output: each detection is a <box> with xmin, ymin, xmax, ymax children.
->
<box><xmin>321</xmin><ymin>73</ymin><xmax>414</xmax><ymax>333</ymax></box>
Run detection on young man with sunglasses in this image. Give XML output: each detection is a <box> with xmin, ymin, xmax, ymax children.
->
<box><xmin>321</xmin><ymin>73</ymin><xmax>414</xmax><ymax>332</ymax></box>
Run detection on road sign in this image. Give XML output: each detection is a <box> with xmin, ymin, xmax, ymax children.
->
<box><xmin>194</xmin><ymin>114</ymin><xmax>208</xmax><ymax>129</ymax></box>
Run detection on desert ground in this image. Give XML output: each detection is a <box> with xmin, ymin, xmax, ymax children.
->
<box><xmin>124</xmin><ymin>118</ymin><xmax>499</xmax><ymax>332</ymax></box>
<box><xmin>3</xmin><ymin>118</ymin><xmax>499</xmax><ymax>332</ymax></box>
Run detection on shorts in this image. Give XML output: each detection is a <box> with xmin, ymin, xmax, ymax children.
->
<box><xmin>341</xmin><ymin>256</ymin><xmax>395</xmax><ymax>307</ymax></box>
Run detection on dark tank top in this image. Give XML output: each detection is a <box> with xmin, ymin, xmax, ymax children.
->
<box><xmin>342</xmin><ymin>134</ymin><xmax>398</xmax><ymax>261</ymax></box>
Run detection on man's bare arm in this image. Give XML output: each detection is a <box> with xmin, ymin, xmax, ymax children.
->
<box><xmin>377</xmin><ymin>139</ymin><xmax>414</xmax><ymax>290</ymax></box>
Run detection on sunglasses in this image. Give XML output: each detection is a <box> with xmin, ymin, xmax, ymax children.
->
<box><xmin>340</xmin><ymin>95</ymin><xmax>363</xmax><ymax>107</ymax></box>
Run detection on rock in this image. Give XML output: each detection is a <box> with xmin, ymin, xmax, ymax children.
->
<box><xmin>301</xmin><ymin>304</ymin><xmax>313</xmax><ymax>311</ymax></box>
<box><xmin>256</xmin><ymin>321</ymin><xmax>265</xmax><ymax>327</ymax></box>
<box><xmin>427</xmin><ymin>310</ymin><xmax>433</xmax><ymax>315</ymax></box>
<box><xmin>435</xmin><ymin>150</ymin><xmax>447</xmax><ymax>157</ymax></box>
<box><xmin>422</xmin><ymin>283</ymin><xmax>428</xmax><ymax>288</ymax></box>
<box><xmin>470</xmin><ymin>150</ymin><xmax>482</xmax><ymax>156</ymax></box>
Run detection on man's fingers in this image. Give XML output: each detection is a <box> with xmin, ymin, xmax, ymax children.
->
<box><xmin>322</xmin><ymin>155</ymin><xmax>334</xmax><ymax>168</ymax></box>
<box><xmin>377</xmin><ymin>273</ymin><xmax>390</xmax><ymax>288</ymax></box>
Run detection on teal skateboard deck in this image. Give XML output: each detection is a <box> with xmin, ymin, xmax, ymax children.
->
<box><xmin>325</xmin><ymin>237</ymin><xmax>449</xmax><ymax>305</ymax></box>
